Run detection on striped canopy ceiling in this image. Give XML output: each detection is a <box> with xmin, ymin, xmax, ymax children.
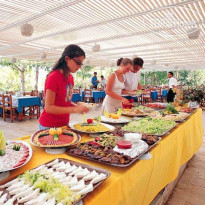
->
<box><xmin>0</xmin><ymin>0</ymin><xmax>204</xmax><ymax>71</ymax></box>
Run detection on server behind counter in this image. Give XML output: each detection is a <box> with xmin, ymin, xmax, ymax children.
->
<box><xmin>167</xmin><ymin>72</ymin><xmax>178</xmax><ymax>103</ymax></box>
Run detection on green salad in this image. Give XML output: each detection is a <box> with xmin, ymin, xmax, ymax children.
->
<box><xmin>122</xmin><ymin>118</ymin><xmax>176</xmax><ymax>135</ymax></box>
<box><xmin>19</xmin><ymin>170</ymin><xmax>80</xmax><ymax>204</ymax></box>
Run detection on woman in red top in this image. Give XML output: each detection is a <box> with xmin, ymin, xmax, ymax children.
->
<box><xmin>39</xmin><ymin>44</ymin><xmax>89</xmax><ymax>130</ymax></box>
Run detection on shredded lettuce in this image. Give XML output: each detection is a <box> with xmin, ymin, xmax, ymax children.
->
<box><xmin>20</xmin><ymin>171</ymin><xmax>81</xmax><ymax>205</ymax></box>
<box><xmin>122</xmin><ymin>118</ymin><xmax>176</xmax><ymax>135</ymax></box>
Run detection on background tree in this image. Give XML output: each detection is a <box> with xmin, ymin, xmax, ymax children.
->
<box><xmin>178</xmin><ymin>70</ymin><xmax>205</xmax><ymax>87</ymax></box>
<box><xmin>74</xmin><ymin>65</ymin><xmax>94</xmax><ymax>88</ymax></box>
<box><xmin>0</xmin><ymin>58</ymin><xmax>52</xmax><ymax>92</ymax></box>
<box><xmin>0</xmin><ymin>57</ymin><xmax>204</xmax><ymax>92</ymax></box>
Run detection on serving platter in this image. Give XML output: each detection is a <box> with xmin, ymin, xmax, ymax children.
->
<box><xmin>166</xmin><ymin>113</ymin><xmax>190</xmax><ymax>123</ymax></box>
<box><xmin>121</xmin><ymin>118</ymin><xmax>177</xmax><ymax>137</ymax></box>
<box><xmin>145</xmin><ymin>103</ymin><xmax>168</xmax><ymax>110</ymax></box>
<box><xmin>152</xmin><ymin>112</ymin><xmax>191</xmax><ymax>123</ymax></box>
<box><xmin>30</xmin><ymin>129</ymin><xmax>81</xmax><ymax>148</ymax></box>
<box><xmin>122</xmin><ymin>113</ymin><xmax>148</xmax><ymax>117</ymax></box>
<box><xmin>124</xmin><ymin>124</ymin><xmax>177</xmax><ymax>137</ymax></box>
<box><xmin>70</xmin><ymin>122</ymin><xmax>115</xmax><ymax>134</ymax></box>
<box><xmin>100</xmin><ymin>116</ymin><xmax>131</xmax><ymax>124</ymax></box>
<box><xmin>178</xmin><ymin>107</ymin><xmax>194</xmax><ymax>113</ymax></box>
<box><xmin>132</xmin><ymin>106</ymin><xmax>154</xmax><ymax>113</ymax></box>
<box><xmin>0</xmin><ymin>140</ymin><xmax>32</xmax><ymax>173</ymax></box>
<box><xmin>67</xmin><ymin>137</ymin><xmax>161</xmax><ymax>168</ymax></box>
<box><xmin>121</xmin><ymin>109</ymin><xmax>148</xmax><ymax>117</ymax></box>
<box><xmin>0</xmin><ymin>158</ymin><xmax>110</xmax><ymax>205</ymax></box>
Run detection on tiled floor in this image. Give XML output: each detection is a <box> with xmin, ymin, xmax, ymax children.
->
<box><xmin>0</xmin><ymin>108</ymin><xmax>204</xmax><ymax>204</ymax></box>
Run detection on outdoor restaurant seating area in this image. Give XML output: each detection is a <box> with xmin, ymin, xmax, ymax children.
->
<box><xmin>72</xmin><ymin>86</ymin><xmax>169</xmax><ymax>103</ymax></box>
<box><xmin>0</xmin><ymin>86</ymin><xmax>170</xmax><ymax>123</ymax></box>
<box><xmin>0</xmin><ymin>90</ymin><xmax>42</xmax><ymax>122</ymax></box>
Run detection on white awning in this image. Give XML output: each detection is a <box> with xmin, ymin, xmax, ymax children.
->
<box><xmin>0</xmin><ymin>0</ymin><xmax>204</xmax><ymax>71</ymax></box>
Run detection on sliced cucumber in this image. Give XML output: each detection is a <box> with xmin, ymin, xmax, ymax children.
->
<box><xmin>53</xmin><ymin>134</ymin><xmax>59</xmax><ymax>141</ymax></box>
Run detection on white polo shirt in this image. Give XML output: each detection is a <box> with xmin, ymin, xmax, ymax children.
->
<box><xmin>124</xmin><ymin>71</ymin><xmax>140</xmax><ymax>90</ymax></box>
<box><xmin>169</xmin><ymin>77</ymin><xmax>177</xmax><ymax>89</ymax></box>
<box><xmin>101</xmin><ymin>79</ymin><xmax>106</xmax><ymax>87</ymax></box>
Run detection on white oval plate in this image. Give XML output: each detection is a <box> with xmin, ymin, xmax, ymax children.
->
<box><xmin>100</xmin><ymin>116</ymin><xmax>131</xmax><ymax>124</ymax></box>
<box><xmin>70</xmin><ymin>122</ymin><xmax>115</xmax><ymax>134</ymax></box>
<box><xmin>0</xmin><ymin>140</ymin><xmax>33</xmax><ymax>173</ymax></box>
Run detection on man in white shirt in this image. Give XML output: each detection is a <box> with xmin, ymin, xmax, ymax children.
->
<box><xmin>167</xmin><ymin>71</ymin><xmax>178</xmax><ymax>103</ymax></box>
<box><xmin>100</xmin><ymin>75</ymin><xmax>106</xmax><ymax>89</ymax></box>
<box><xmin>124</xmin><ymin>57</ymin><xmax>144</xmax><ymax>91</ymax></box>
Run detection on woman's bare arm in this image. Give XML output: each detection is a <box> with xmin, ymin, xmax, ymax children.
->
<box><xmin>106</xmin><ymin>73</ymin><xmax>123</xmax><ymax>100</ymax></box>
<box><xmin>106</xmin><ymin>73</ymin><xmax>130</xmax><ymax>105</ymax></box>
<box><xmin>45</xmin><ymin>89</ymin><xmax>89</xmax><ymax>114</ymax></box>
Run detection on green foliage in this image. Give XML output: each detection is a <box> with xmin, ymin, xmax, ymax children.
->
<box><xmin>0</xmin><ymin>58</ymin><xmax>51</xmax><ymax>92</ymax></box>
<box><xmin>76</xmin><ymin>65</ymin><xmax>93</xmax><ymax>80</ymax></box>
<box><xmin>1</xmin><ymin>56</ymin><xmax>203</xmax><ymax>92</ymax></box>
<box><xmin>140</xmin><ymin>71</ymin><xmax>168</xmax><ymax>85</ymax></box>
<box><xmin>178</xmin><ymin>70</ymin><xmax>205</xmax><ymax>87</ymax></box>
<box><xmin>141</xmin><ymin>70</ymin><xmax>205</xmax><ymax>87</ymax></box>
<box><xmin>75</xmin><ymin>65</ymin><xmax>94</xmax><ymax>88</ymax></box>
<box><xmin>74</xmin><ymin>66</ymin><xmax>116</xmax><ymax>88</ymax></box>
<box><xmin>0</xmin><ymin>66</ymin><xmax>21</xmax><ymax>91</ymax></box>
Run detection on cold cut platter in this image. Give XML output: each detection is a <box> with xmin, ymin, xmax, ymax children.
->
<box><xmin>0</xmin><ymin>141</ymin><xmax>32</xmax><ymax>173</ymax></box>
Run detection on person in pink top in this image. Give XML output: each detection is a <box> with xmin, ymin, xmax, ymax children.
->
<box><xmin>39</xmin><ymin>44</ymin><xmax>89</xmax><ymax>130</ymax></box>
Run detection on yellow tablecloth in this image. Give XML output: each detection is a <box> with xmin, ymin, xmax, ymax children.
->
<box><xmin>1</xmin><ymin>109</ymin><xmax>203</xmax><ymax>205</ymax></box>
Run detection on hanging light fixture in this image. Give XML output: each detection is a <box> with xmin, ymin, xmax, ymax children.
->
<box><xmin>40</xmin><ymin>52</ymin><xmax>47</xmax><ymax>59</ymax></box>
<box><xmin>92</xmin><ymin>43</ymin><xmax>100</xmax><ymax>52</ymax></box>
<box><xmin>187</xmin><ymin>27</ymin><xmax>201</xmax><ymax>40</ymax></box>
<box><xmin>20</xmin><ymin>23</ymin><xmax>34</xmax><ymax>37</ymax></box>
<box><xmin>165</xmin><ymin>63</ymin><xmax>169</xmax><ymax>66</ymax></box>
<box><xmin>11</xmin><ymin>57</ymin><xmax>17</xmax><ymax>63</ymax></box>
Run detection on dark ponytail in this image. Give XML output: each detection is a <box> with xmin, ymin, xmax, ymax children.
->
<box><xmin>51</xmin><ymin>44</ymin><xmax>85</xmax><ymax>77</ymax></box>
<box><xmin>117</xmin><ymin>58</ymin><xmax>123</xmax><ymax>66</ymax></box>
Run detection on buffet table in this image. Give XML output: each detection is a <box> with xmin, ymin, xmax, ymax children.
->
<box><xmin>1</xmin><ymin>109</ymin><xmax>203</xmax><ymax>205</ymax></box>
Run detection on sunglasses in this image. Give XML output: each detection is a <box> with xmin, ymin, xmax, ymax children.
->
<box><xmin>72</xmin><ymin>58</ymin><xmax>83</xmax><ymax>66</ymax></box>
